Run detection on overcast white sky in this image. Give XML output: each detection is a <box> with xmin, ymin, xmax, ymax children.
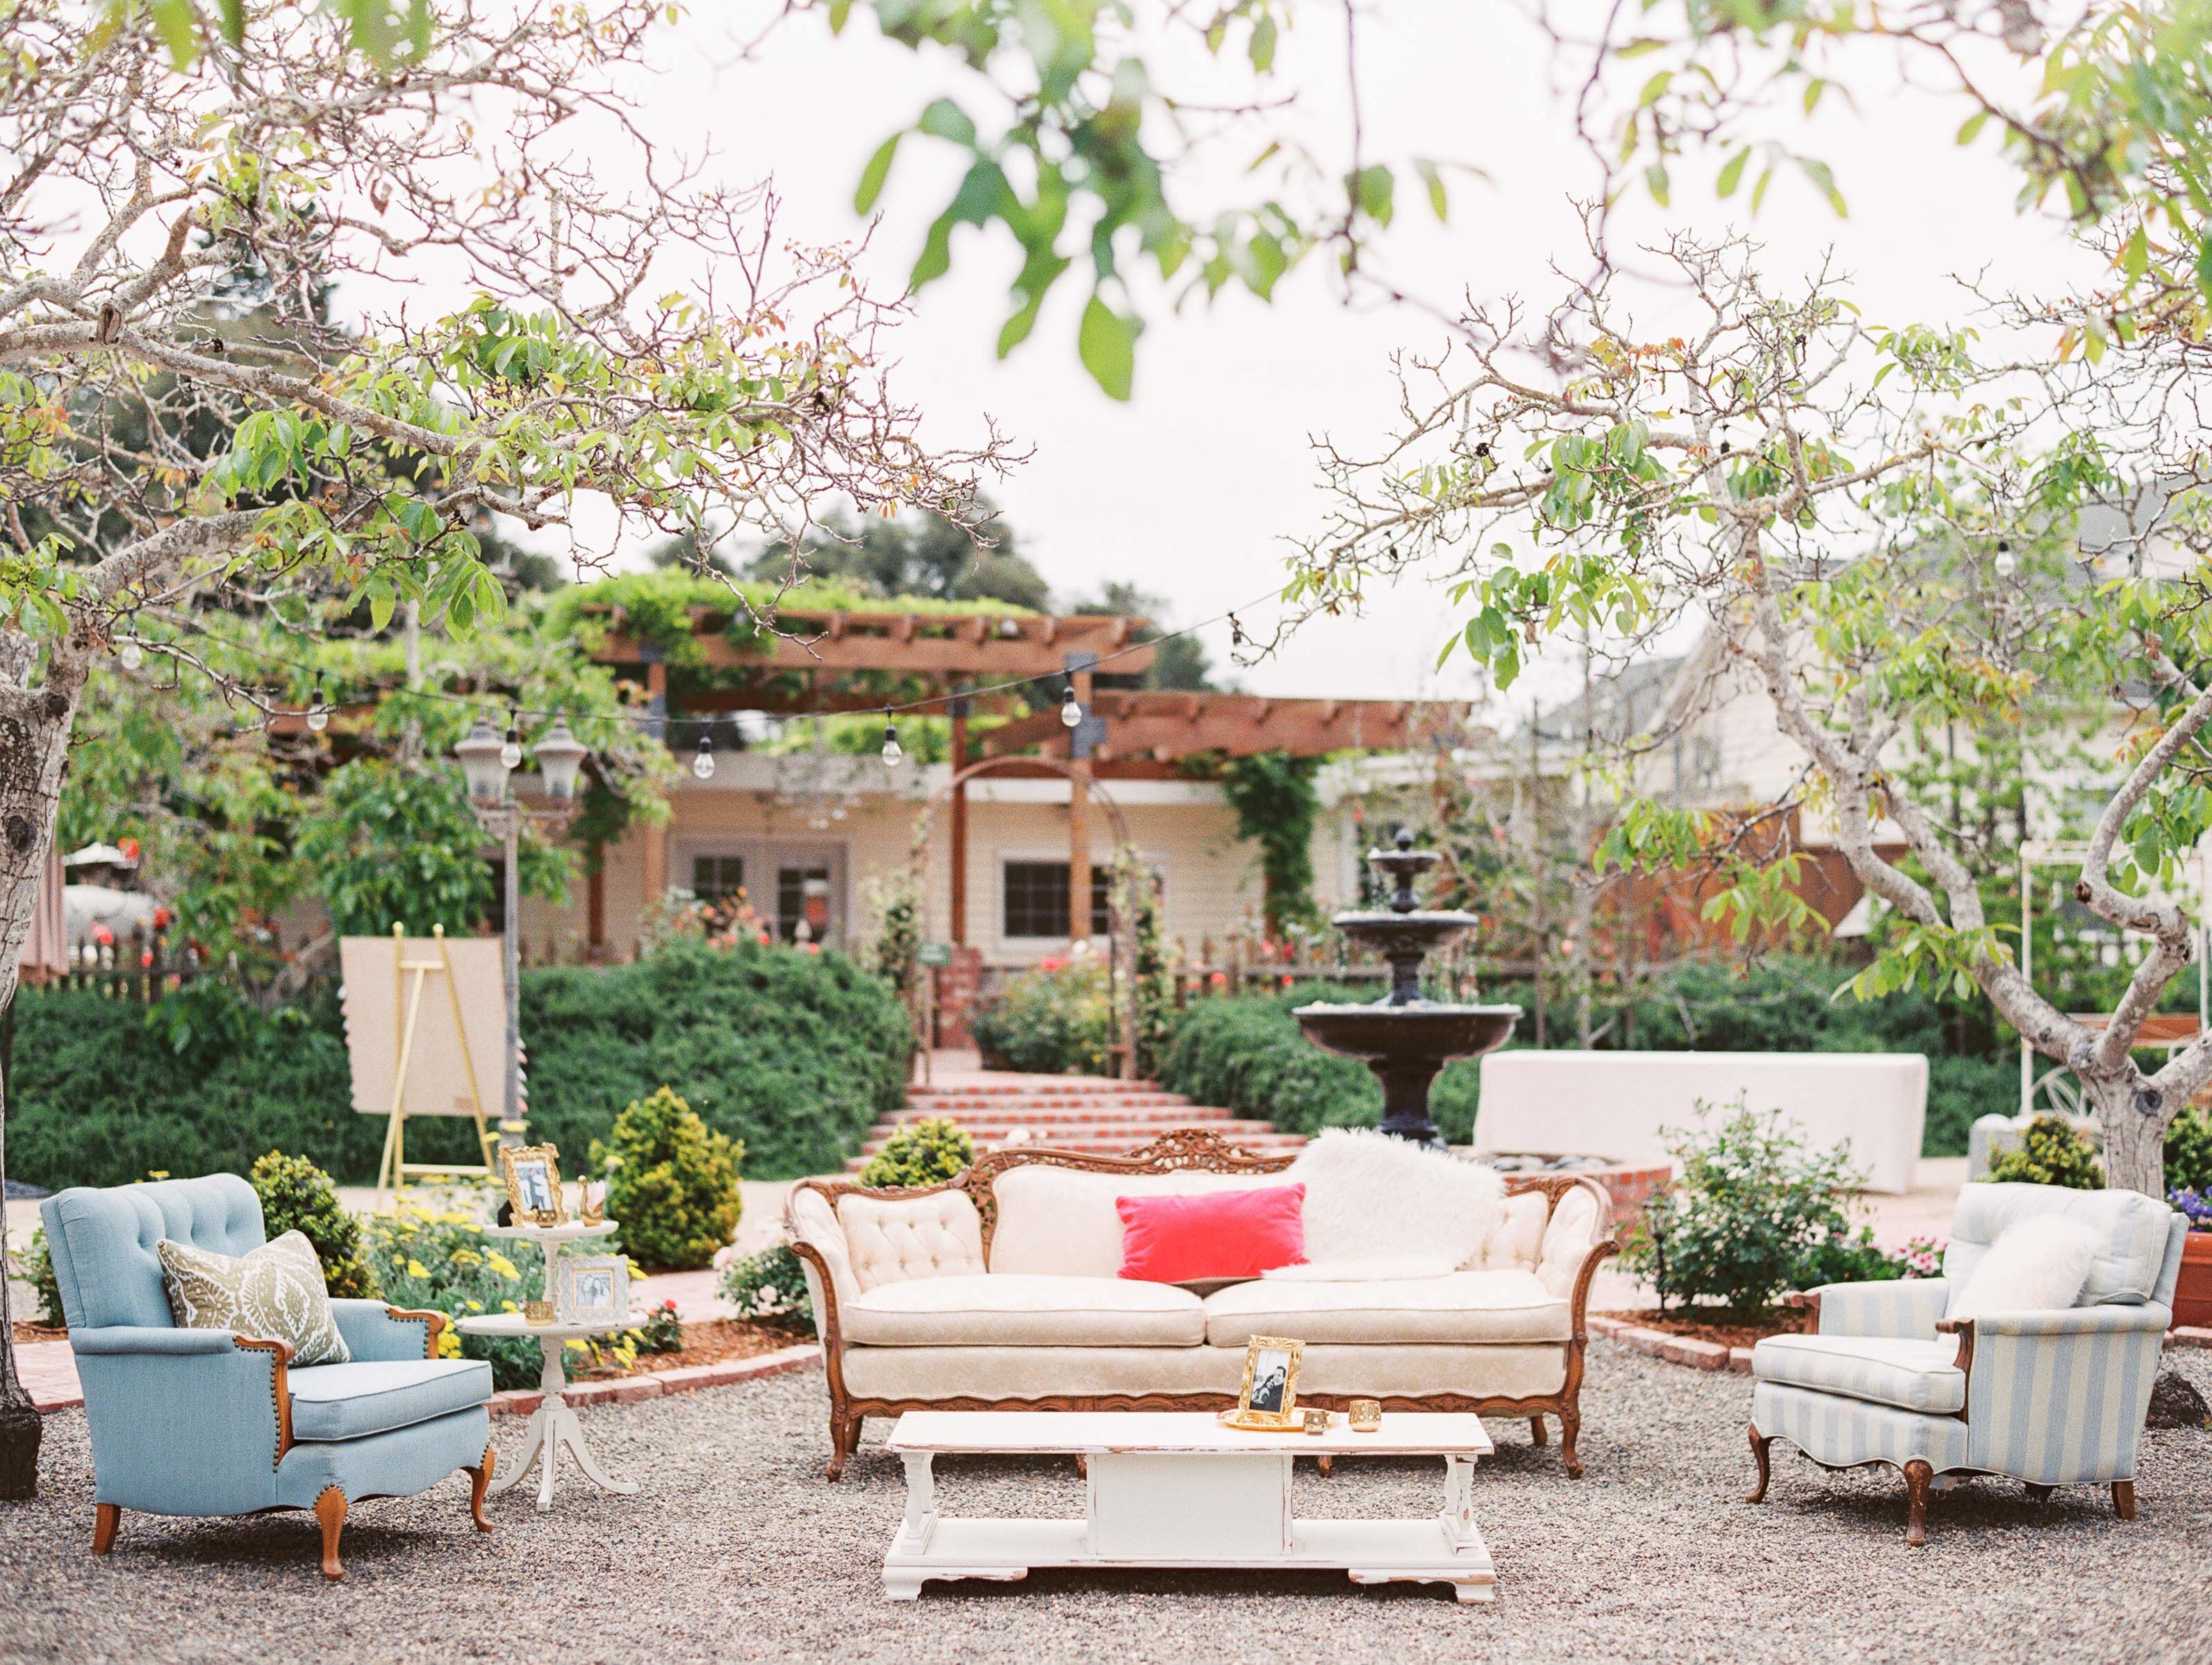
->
<box><xmin>539</xmin><ymin>3</ymin><xmax>2098</xmax><ymax>713</ymax></box>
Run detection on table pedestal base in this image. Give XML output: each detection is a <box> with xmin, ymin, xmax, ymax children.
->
<box><xmin>883</xmin><ymin>1451</ymin><xmax>1495</xmax><ymax>1603</ymax></box>
<box><xmin>486</xmin><ymin>1336</ymin><xmax>639</xmax><ymax>1513</ymax></box>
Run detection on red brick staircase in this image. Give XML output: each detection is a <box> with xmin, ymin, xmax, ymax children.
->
<box><xmin>845</xmin><ymin>1073</ymin><xmax>1302</xmax><ymax>1171</ymax></box>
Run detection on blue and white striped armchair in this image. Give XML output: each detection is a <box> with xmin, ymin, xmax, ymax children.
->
<box><xmin>1747</xmin><ymin>1182</ymin><xmax>2186</xmax><ymax>1545</ymax></box>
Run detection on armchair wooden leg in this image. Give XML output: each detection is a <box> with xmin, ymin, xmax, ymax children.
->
<box><xmin>1530</xmin><ymin>1416</ymin><xmax>1549</xmax><ymax>1448</ymax></box>
<box><xmin>826</xmin><ymin>1411</ymin><xmax>852</xmax><ymax>1481</ymax></box>
<box><xmin>92</xmin><ymin>1504</ymin><xmax>120</xmax><ymax>1555</ymax></box>
<box><xmin>1074</xmin><ymin>1455</ymin><xmax>1087</xmax><ymax>1477</ymax></box>
<box><xmin>1316</xmin><ymin>1455</ymin><xmax>1332</xmax><ymax>1477</ymax></box>
<box><xmin>2112</xmin><ymin>1480</ymin><xmax>2138</xmax><ymax>1521</ymax></box>
<box><xmin>2024</xmin><ymin>1482</ymin><xmax>2054</xmax><ymax>1507</ymax></box>
<box><xmin>465</xmin><ymin>1443</ymin><xmax>496</xmax><ymax>1533</ymax></box>
<box><xmin>313</xmin><ymin>1486</ymin><xmax>348</xmax><ymax>1582</ymax></box>
<box><xmin>1903</xmin><ymin>1460</ymin><xmax>1933</xmax><ymax>1548</ymax></box>
<box><xmin>1745</xmin><ymin>1427</ymin><xmax>1772</xmax><ymax>1505</ymax></box>
<box><xmin>1559</xmin><ymin>1403</ymin><xmax>1585</xmax><ymax>1480</ymax></box>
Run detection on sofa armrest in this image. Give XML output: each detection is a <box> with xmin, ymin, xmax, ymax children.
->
<box><xmin>784</xmin><ymin>1185</ymin><xmax>857</xmax><ymax>1347</ymax></box>
<box><xmin>71</xmin><ymin>1325</ymin><xmax>244</xmax><ymax>1357</ymax></box>
<box><xmin>1788</xmin><ymin>1279</ymin><xmax>1950</xmax><ymax>1340</ymax></box>
<box><xmin>331</xmin><ymin>1300</ymin><xmax>446</xmax><ymax>1362</ymax></box>
<box><xmin>1938</xmin><ymin>1303</ymin><xmax>2172</xmax><ymax>1341</ymax></box>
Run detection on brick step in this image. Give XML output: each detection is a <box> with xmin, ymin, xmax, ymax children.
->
<box><xmin>907</xmin><ymin>1092</ymin><xmax>1194</xmax><ymax>1109</ymax></box>
<box><xmin>888</xmin><ymin>1102</ymin><xmax>1201</xmax><ymax>1124</ymax></box>
<box><xmin>855</xmin><ymin>1118</ymin><xmax>1276</xmax><ymax>1154</ymax></box>
<box><xmin>909</xmin><ymin>1079</ymin><xmax>1169</xmax><ymax>1099</ymax></box>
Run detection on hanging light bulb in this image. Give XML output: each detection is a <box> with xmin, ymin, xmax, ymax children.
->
<box><xmin>1060</xmin><ymin>683</ymin><xmax>1083</xmax><ymax>729</ymax></box>
<box><xmin>306</xmin><ymin>674</ymin><xmax>330</xmax><ymax>733</ymax></box>
<box><xmin>117</xmin><ymin>639</ymin><xmax>144</xmax><ymax>672</ymax></box>
<box><xmin>693</xmin><ymin>731</ymin><xmax>716</xmax><ymax>781</ymax></box>
<box><xmin>881</xmin><ymin>713</ymin><xmax>904</xmax><ymax>769</ymax></box>
<box><xmin>1994</xmin><ymin>539</ymin><xmax>2017</xmax><ymax>581</ymax></box>
<box><xmin>500</xmin><ymin>710</ymin><xmax>524</xmax><ymax>772</ymax></box>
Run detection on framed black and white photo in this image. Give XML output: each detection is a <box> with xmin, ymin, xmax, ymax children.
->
<box><xmin>500</xmin><ymin>1143</ymin><xmax>566</xmax><ymax>1227</ymax></box>
<box><xmin>553</xmin><ymin>1254</ymin><xmax>629</xmax><ymax>1326</ymax></box>
<box><xmin>1238</xmin><ymin>1335</ymin><xmax>1302</xmax><ymax>1420</ymax></box>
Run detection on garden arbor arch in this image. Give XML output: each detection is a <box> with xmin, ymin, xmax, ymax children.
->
<box><xmin>911</xmin><ymin>754</ymin><xmax>1134</xmax><ymax>952</ymax></box>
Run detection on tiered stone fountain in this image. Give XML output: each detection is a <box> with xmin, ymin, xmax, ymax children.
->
<box><xmin>1293</xmin><ymin>831</ymin><xmax>1521</xmax><ymax>1148</ymax></box>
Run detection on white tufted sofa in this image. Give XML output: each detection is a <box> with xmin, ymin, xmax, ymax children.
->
<box><xmin>785</xmin><ymin>1131</ymin><xmax>1617</xmax><ymax>1478</ymax></box>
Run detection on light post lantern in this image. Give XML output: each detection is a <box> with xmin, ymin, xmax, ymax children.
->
<box><xmin>455</xmin><ymin>715</ymin><xmax>589</xmax><ymax>1132</ymax></box>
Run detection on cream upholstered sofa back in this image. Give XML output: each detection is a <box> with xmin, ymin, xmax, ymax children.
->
<box><xmin>985</xmin><ymin>1166</ymin><xmax>1305</xmax><ymax>1279</ymax></box>
<box><xmin>837</xmin><ymin>1191</ymin><xmax>987</xmax><ymax>1293</ymax></box>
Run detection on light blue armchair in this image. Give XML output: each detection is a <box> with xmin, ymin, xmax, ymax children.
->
<box><xmin>40</xmin><ymin>1173</ymin><xmax>498</xmax><ymax>1579</ymax></box>
<box><xmin>1747</xmin><ymin>1182</ymin><xmax>2186</xmax><ymax>1545</ymax></box>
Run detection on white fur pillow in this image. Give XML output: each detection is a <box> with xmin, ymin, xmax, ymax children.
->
<box><xmin>1948</xmin><ymin>1218</ymin><xmax>2100</xmax><ymax>1322</ymax></box>
<box><xmin>1285</xmin><ymin>1129</ymin><xmax>1503</xmax><ymax>1267</ymax></box>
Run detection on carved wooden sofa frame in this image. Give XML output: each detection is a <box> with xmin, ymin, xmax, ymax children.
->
<box><xmin>787</xmin><ymin>1128</ymin><xmax>1619</xmax><ymax>1481</ymax></box>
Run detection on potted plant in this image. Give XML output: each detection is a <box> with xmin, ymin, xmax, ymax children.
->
<box><xmin>2167</xmin><ymin>1109</ymin><xmax>2212</xmax><ymax>1331</ymax></box>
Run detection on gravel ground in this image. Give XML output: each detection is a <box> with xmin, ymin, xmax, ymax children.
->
<box><xmin>4</xmin><ymin>1341</ymin><xmax>2209</xmax><ymax>1665</ymax></box>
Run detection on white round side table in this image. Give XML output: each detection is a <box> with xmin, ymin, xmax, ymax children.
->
<box><xmin>459</xmin><ymin>1310</ymin><xmax>648</xmax><ymax>1512</ymax></box>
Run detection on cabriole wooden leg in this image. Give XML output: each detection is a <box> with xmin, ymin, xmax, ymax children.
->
<box><xmin>826</xmin><ymin>1413</ymin><xmax>851</xmax><ymax>1481</ymax></box>
<box><xmin>2023</xmin><ymin>1482</ymin><xmax>2054</xmax><ymax>1506</ymax></box>
<box><xmin>1529</xmin><ymin>1416</ymin><xmax>1548</xmax><ymax>1448</ymax></box>
<box><xmin>2112</xmin><ymin>1480</ymin><xmax>2138</xmax><ymax>1521</ymax></box>
<box><xmin>92</xmin><ymin>1504</ymin><xmax>120</xmax><ymax>1555</ymax></box>
<box><xmin>1316</xmin><ymin>1455</ymin><xmax>1333</xmax><ymax>1477</ymax></box>
<box><xmin>313</xmin><ymin>1486</ymin><xmax>348</xmax><ymax>1582</ymax></box>
<box><xmin>1903</xmin><ymin>1461</ymin><xmax>1933</xmax><ymax>1548</ymax></box>
<box><xmin>465</xmin><ymin>1443</ymin><xmax>495</xmax><ymax>1532</ymax></box>
<box><xmin>1745</xmin><ymin>1427</ymin><xmax>1772</xmax><ymax>1505</ymax></box>
<box><xmin>1559</xmin><ymin>1405</ymin><xmax>1585</xmax><ymax>1480</ymax></box>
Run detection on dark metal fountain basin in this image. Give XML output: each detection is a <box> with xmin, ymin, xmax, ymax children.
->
<box><xmin>1291</xmin><ymin>1002</ymin><xmax>1522</xmax><ymax>1065</ymax></box>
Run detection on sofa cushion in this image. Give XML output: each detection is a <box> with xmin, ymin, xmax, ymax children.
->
<box><xmin>1202</xmin><ymin>1269</ymin><xmax>1572</xmax><ymax>1347</ymax></box>
<box><xmin>158</xmin><ymin>1230</ymin><xmax>351</xmax><ymax>1367</ymax></box>
<box><xmin>836</xmin><ymin>1190</ymin><xmax>987</xmax><ymax>1293</ymax></box>
<box><xmin>1947</xmin><ymin>1218</ymin><xmax>2099</xmax><ymax>1322</ymax></box>
<box><xmin>1944</xmin><ymin>1184</ymin><xmax>2177</xmax><ymax>1307</ymax></box>
<box><xmin>988</xmin><ymin>1167</ymin><xmax>1301</xmax><ymax>1279</ymax></box>
<box><xmin>1118</xmin><ymin>1185</ymin><xmax>1306</xmax><ymax>1282</ymax></box>
<box><xmin>841</xmin><ymin>1274</ymin><xmax>1207</xmax><ymax>1347</ymax></box>
<box><xmin>1749</xmin><ymin>1334</ymin><xmax>1965</xmax><ymax>1415</ymax></box>
<box><xmin>1285</xmin><ymin>1130</ymin><xmax>1503</xmax><ymax>1266</ymax></box>
<box><xmin>288</xmin><ymin>1358</ymin><xmax>495</xmax><ymax>1441</ymax></box>
<box><xmin>1467</xmin><ymin>1191</ymin><xmax>1550</xmax><ymax>1273</ymax></box>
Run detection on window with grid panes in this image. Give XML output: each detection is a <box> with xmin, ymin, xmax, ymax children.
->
<box><xmin>1001</xmin><ymin>861</ymin><xmax>1113</xmax><ymax>938</ymax></box>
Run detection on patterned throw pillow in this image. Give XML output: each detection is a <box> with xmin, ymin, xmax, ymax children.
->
<box><xmin>157</xmin><ymin>1230</ymin><xmax>352</xmax><ymax>1367</ymax></box>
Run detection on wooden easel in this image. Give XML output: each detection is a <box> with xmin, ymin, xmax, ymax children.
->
<box><xmin>374</xmin><ymin>923</ymin><xmax>499</xmax><ymax>1202</ymax></box>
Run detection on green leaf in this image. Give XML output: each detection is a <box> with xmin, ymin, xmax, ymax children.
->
<box><xmin>1637</xmin><ymin>69</ymin><xmax>1673</xmax><ymax>109</ymax></box>
<box><xmin>1716</xmin><ymin>147</ymin><xmax>1749</xmax><ymax>199</ymax></box>
<box><xmin>149</xmin><ymin>0</ymin><xmax>199</xmax><ymax>66</ymax></box>
<box><xmin>1078</xmin><ymin>295</ymin><xmax>1137</xmax><ymax>400</ymax></box>
<box><xmin>1645</xmin><ymin>161</ymin><xmax>1670</xmax><ymax>208</ymax></box>
<box><xmin>916</xmin><ymin>99</ymin><xmax>977</xmax><ymax>146</ymax></box>
<box><xmin>1956</xmin><ymin>110</ymin><xmax>1989</xmax><ymax>144</ymax></box>
<box><xmin>1413</xmin><ymin>158</ymin><xmax>1448</xmax><ymax>222</ymax></box>
<box><xmin>1248</xmin><ymin>14</ymin><xmax>1277</xmax><ymax>72</ymax></box>
<box><xmin>855</xmin><ymin>134</ymin><xmax>900</xmax><ymax>215</ymax></box>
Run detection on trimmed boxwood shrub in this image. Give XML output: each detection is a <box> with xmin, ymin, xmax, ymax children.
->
<box><xmin>9</xmin><ymin>934</ymin><xmax>909</xmax><ymax>1191</ymax></box>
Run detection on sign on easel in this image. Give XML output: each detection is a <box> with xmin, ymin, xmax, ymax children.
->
<box><xmin>338</xmin><ymin>927</ymin><xmax>516</xmax><ymax>1201</ymax></box>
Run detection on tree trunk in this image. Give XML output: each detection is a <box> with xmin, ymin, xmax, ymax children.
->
<box><xmin>0</xmin><ymin>640</ymin><xmax>90</xmax><ymax>1498</ymax></box>
<box><xmin>2083</xmin><ymin>1072</ymin><xmax>2170</xmax><ymax>1198</ymax></box>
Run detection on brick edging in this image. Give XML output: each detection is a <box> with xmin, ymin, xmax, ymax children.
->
<box><xmin>488</xmin><ymin>1343</ymin><xmax>822</xmax><ymax>1416</ymax></box>
<box><xmin>1588</xmin><ymin>1314</ymin><xmax>1753</xmax><ymax>1375</ymax></box>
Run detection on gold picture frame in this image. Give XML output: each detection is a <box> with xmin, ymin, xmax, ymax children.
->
<box><xmin>1237</xmin><ymin>1334</ymin><xmax>1303</xmax><ymax>1423</ymax></box>
<box><xmin>500</xmin><ymin>1143</ymin><xmax>567</xmax><ymax>1227</ymax></box>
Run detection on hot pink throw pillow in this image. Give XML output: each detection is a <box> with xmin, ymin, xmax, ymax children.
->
<box><xmin>1116</xmin><ymin>1184</ymin><xmax>1307</xmax><ymax>1283</ymax></box>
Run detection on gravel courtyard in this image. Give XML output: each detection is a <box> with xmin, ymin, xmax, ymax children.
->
<box><xmin>5</xmin><ymin>1341</ymin><xmax>2209</xmax><ymax>1665</ymax></box>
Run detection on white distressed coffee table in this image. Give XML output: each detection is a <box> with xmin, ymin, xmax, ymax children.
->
<box><xmin>881</xmin><ymin>1411</ymin><xmax>1497</xmax><ymax>1603</ymax></box>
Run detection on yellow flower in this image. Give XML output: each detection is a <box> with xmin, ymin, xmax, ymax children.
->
<box><xmin>406</xmin><ymin>1259</ymin><xmax>430</xmax><ymax>1279</ymax></box>
<box><xmin>500</xmin><ymin>1300</ymin><xmax>518</xmax><ymax>1313</ymax></box>
<box><xmin>465</xmin><ymin>1299</ymin><xmax>484</xmax><ymax>1311</ymax></box>
<box><xmin>486</xmin><ymin>1252</ymin><xmax>520</xmax><ymax>1280</ymax></box>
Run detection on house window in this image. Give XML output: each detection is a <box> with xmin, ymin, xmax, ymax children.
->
<box><xmin>691</xmin><ymin>854</ymin><xmax>745</xmax><ymax>904</ymax></box>
<box><xmin>777</xmin><ymin>864</ymin><xmax>834</xmax><ymax>944</ymax></box>
<box><xmin>1002</xmin><ymin>861</ymin><xmax>1112</xmax><ymax>939</ymax></box>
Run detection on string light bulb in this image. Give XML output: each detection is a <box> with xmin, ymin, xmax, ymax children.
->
<box><xmin>306</xmin><ymin>674</ymin><xmax>330</xmax><ymax>732</ymax></box>
<box><xmin>500</xmin><ymin>711</ymin><xmax>524</xmax><ymax>772</ymax></box>
<box><xmin>1994</xmin><ymin>539</ymin><xmax>2017</xmax><ymax>581</ymax></box>
<box><xmin>692</xmin><ymin>732</ymin><xmax>716</xmax><ymax>781</ymax></box>
<box><xmin>1060</xmin><ymin>684</ymin><xmax>1082</xmax><ymax>729</ymax></box>
<box><xmin>117</xmin><ymin>640</ymin><xmax>144</xmax><ymax>672</ymax></box>
<box><xmin>881</xmin><ymin>713</ymin><xmax>904</xmax><ymax>769</ymax></box>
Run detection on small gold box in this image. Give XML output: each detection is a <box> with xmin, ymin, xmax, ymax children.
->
<box><xmin>523</xmin><ymin>1299</ymin><xmax>556</xmax><ymax>1327</ymax></box>
<box><xmin>1348</xmin><ymin>1399</ymin><xmax>1382</xmax><ymax>1432</ymax></box>
<box><xmin>1301</xmin><ymin>1408</ymin><xmax>1331</xmax><ymax>1436</ymax></box>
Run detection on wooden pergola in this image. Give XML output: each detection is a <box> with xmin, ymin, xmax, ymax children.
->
<box><xmin>588</xmin><ymin>603</ymin><xmax>1465</xmax><ymax>949</ymax></box>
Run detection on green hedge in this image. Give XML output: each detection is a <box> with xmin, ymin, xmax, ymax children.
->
<box><xmin>8</xmin><ymin>936</ymin><xmax>909</xmax><ymax>1191</ymax></box>
<box><xmin>1155</xmin><ymin>958</ymin><xmax>2015</xmax><ymax>1158</ymax></box>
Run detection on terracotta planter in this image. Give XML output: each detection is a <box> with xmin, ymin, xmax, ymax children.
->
<box><xmin>2176</xmin><ymin>1232</ymin><xmax>2212</xmax><ymax>1332</ymax></box>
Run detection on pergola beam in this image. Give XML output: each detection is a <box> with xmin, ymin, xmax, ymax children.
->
<box><xmin>594</xmin><ymin>609</ymin><xmax>1154</xmax><ymax>679</ymax></box>
<box><xmin>976</xmin><ymin>691</ymin><xmax>1464</xmax><ymax>761</ymax></box>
